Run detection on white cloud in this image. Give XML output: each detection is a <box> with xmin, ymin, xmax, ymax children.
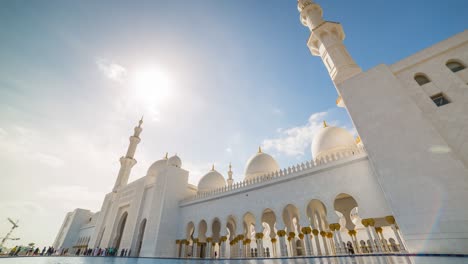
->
<box><xmin>0</xmin><ymin>126</ymin><xmax>65</xmax><ymax>168</ymax></box>
<box><xmin>0</xmin><ymin>128</ymin><xmax>8</xmax><ymax>137</ymax></box>
<box><xmin>262</xmin><ymin>112</ymin><xmax>328</xmax><ymax>157</ymax></box>
<box><xmin>96</xmin><ymin>58</ymin><xmax>127</xmax><ymax>82</ymax></box>
<box><xmin>38</xmin><ymin>185</ymin><xmax>104</xmax><ymax>203</ymax></box>
<box><xmin>31</xmin><ymin>152</ymin><xmax>65</xmax><ymax>168</ymax></box>
<box><xmin>225</xmin><ymin>147</ymin><xmax>232</xmax><ymax>153</ymax></box>
<box><xmin>0</xmin><ymin>201</ymin><xmax>45</xmax><ymax>216</ymax></box>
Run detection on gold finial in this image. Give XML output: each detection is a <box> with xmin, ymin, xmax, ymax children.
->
<box><xmin>355</xmin><ymin>136</ymin><xmax>361</xmax><ymax>144</ymax></box>
<box><xmin>164</xmin><ymin>152</ymin><xmax>168</xmax><ymax>159</ymax></box>
<box><xmin>211</xmin><ymin>164</ymin><xmax>215</xmax><ymax>171</ymax></box>
<box><xmin>258</xmin><ymin>146</ymin><xmax>262</xmax><ymax>153</ymax></box>
<box><xmin>323</xmin><ymin>120</ymin><xmax>328</xmax><ymax>128</ymax></box>
<box><xmin>229</xmin><ymin>162</ymin><xmax>232</xmax><ymax>171</ymax></box>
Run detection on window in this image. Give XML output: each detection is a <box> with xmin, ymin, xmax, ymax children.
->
<box><xmin>414</xmin><ymin>74</ymin><xmax>431</xmax><ymax>85</ymax></box>
<box><xmin>446</xmin><ymin>61</ymin><xmax>466</xmax><ymax>73</ymax></box>
<box><xmin>430</xmin><ymin>93</ymin><xmax>450</xmax><ymax>107</ymax></box>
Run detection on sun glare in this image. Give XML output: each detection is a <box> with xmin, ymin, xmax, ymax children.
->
<box><xmin>131</xmin><ymin>67</ymin><xmax>172</xmax><ymax>107</ymax></box>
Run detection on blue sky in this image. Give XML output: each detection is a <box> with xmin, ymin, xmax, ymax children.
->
<box><xmin>0</xmin><ymin>0</ymin><xmax>466</xmax><ymax>247</ymax></box>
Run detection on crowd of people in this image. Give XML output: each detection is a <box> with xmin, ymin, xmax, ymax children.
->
<box><xmin>7</xmin><ymin>246</ymin><xmax>56</xmax><ymax>256</ymax></box>
<box><xmin>3</xmin><ymin>245</ymin><xmax>133</xmax><ymax>258</ymax></box>
<box><xmin>71</xmin><ymin>247</ymin><xmax>131</xmax><ymax>257</ymax></box>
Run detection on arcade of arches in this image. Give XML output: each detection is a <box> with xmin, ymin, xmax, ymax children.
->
<box><xmin>175</xmin><ymin>194</ymin><xmax>406</xmax><ymax>258</ymax></box>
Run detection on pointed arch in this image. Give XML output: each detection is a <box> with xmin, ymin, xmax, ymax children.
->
<box><xmin>135</xmin><ymin>218</ymin><xmax>147</xmax><ymax>256</ymax></box>
<box><xmin>306</xmin><ymin>199</ymin><xmax>328</xmax><ymax>231</ymax></box>
<box><xmin>211</xmin><ymin>217</ymin><xmax>222</xmax><ymax>242</ymax></box>
<box><xmin>113</xmin><ymin>211</ymin><xmax>128</xmax><ymax>250</ymax></box>
<box><xmin>333</xmin><ymin>193</ymin><xmax>359</xmax><ymax>231</ymax></box>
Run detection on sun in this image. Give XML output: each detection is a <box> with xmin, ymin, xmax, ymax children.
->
<box><xmin>131</xmin><ymin>66</ymin><xmax>172</xmax><ymax>107</ymax></box>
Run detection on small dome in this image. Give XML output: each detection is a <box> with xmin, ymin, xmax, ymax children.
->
<box><xmin>198</xmin><ymin>168</ymin><xmax>226</xmax><ymax>193</ymax></box>
<box><xmin>311</xmin><ymin>124</ymin><xmax>357</xmax><ymax>161</ymax></box>
<box><xmin>168</xmin><ymin>154</ymin><xmax>182</xmax><ymax>168</ymax></box>
<box><xmin>244</xmin><ymin>148</ymin><xmax>280</xmax><ymax>181</ymax></box>
<box><xmin>147</xmin><ymin>158</ymin><xmax>168</xmax><ymax>176</ymax></box>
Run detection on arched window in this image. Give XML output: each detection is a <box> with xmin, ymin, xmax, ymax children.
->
<box><xmin>414</xmin><ymin>74</ymin><xmax>431</xmax><ymax>85</ymax></box>
<box><xmin>446</xmin><ymin>60</ymin><xmax>466</xmax><ymax>73</ymax></box>
<box><xmin>430</xmin><ymin>93</ymin><xmax>450</xmax><ymax>107</ymax></box>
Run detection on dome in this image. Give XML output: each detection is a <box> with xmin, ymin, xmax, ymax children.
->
<box><xmin>244</xmin><ymin>148</ymin><xmax>280</xmax><ymax>181</ymax></box>
<box><xmin>198</xmin><ymin>168</ymin><xmax>226</xmax><ymax>193</ymax></box>
<box><xmin>311</xmin><ymin>123</ymin><xmax>357</xmax><ymax>161</ymax></box>
<box><xmin>168</xmin><ymin>154</ymin><xmax>182</xmax><ymax>168</ymax></box>
<box><xmin>147</xmin><ymin>157</ymin><xmax>168</xmax><ymax>176</ymax></box>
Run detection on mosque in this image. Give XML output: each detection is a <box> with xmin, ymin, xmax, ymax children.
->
<box><xmin>52</xmin><ymin>0</ymin><xmax>468</xmax><ymax>258</ymax></box>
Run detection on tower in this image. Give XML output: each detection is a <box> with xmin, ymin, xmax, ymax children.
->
<box><xmin>298</xmin><ymin>0</ymin><xmax>361</xmax><ymax>85</ymax></box>
<box><xmin>227</xmin><ymin>163</ymin><xmax>234</xmax><ymax>187</ymax></box>
<box><xmin>298</xmin><ymin>1</ymin><xmax>468</xmax><ymax>253</ymax></box>
<box><xmin>113</xmin><ymin>117</ymin><xmax>143</xmax><ymax>192</ymax></box>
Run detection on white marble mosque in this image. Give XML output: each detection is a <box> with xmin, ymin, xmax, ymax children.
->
<box><xmin>53</xmin><ymin>0</ymin><xmax>468</xmax><ymax>258</ymax></box>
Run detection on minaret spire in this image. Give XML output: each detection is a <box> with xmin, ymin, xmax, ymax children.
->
<box><xmin>227</xmin><ymin>162</ymin><xmax>234</xmax><ymax>187</ymax></box>
<box><xmin>113</xmin><ymin>118</ymin><xmax>143</xmax><ymax>192</ymax></box>
<box><xmin>298</xmin><ymin>0</ymin><xmax>361</xmax><ymax>85</ymax></box>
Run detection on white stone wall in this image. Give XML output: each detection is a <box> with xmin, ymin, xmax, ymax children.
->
<box><xmin>391</xmin><ymin>30</ymin><xmax>468</xmax><ymax>168</ymax></box>
<box><xmin>52</xmin><ymin>209</ymin><xmax>93</xmax><ymax>251</ymax></box>
<box><xmin>338</xmin><ymin>53</ymin><xmax>468</xmax><ymax>253</ymax></box>
<box><xmin>178</xmin><ymin>155</ymin><xmax>390</xmax><ymax>240</ymax></box>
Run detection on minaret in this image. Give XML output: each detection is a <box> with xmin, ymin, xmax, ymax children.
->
<box><xmin>112</xmin><ymin>117</ymin><xmax>143</xmax><ymax>192</ymax></box>
<box><xmin>298</xmin><ymin>0</ymin><xmax>361</xmax><ymax>85</ymax></box>
<box><xmin>227</xmin><ymin>163</ymin><xmax>234</xmax><ymax>187</ymax></box>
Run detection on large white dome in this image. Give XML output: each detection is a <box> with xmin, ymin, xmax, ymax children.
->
<box><xmin>198</xmin><ymin>168</ymin><xmax>226</xmax><ymax>193</ymax></box>
<box><xmin>244</xmin><ymin>149</ymin><xmax>280</xmax><ymax>181</ymax></box>
<box><xmin>147</xmin><ymin>157</ymin><xmax>168</xmax><ymax>177</ymax></box>
<box><xmin>311</xmin><ymin>125</ymin><xmax>357</xmax><ymax>161</ymax></box>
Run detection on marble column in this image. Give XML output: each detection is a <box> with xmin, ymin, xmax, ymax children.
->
<box><xmin>271</xmin><ymin>238</ymin><xmax>277</xmax><ymax>257</ymax></box>
<box><xmin>277</xmin><ymin>230</ymin><xmax>288</xmax><ymax>257</ymax></box>
<box><xmin>329</xmin><ymin>224</ymin><xmax>341</xmax><ymax>254</ymax></box>
<box><xmin>312</xmin><ymin>229</ymin><xmax>322</xmax><ymax>256</ymax></box>
<box><xmin>192</xmin><ymin>239</ymin><xmax>199</xmax><ymax>258</ymax></box>
<box><xmin>337</xmin><ymin>229</ymin><xmax>345</xmax><ymax>254</ymax></box>
<box><xmin>206</xmin><ymin>238</ymin><xmax>212</xmax><ymax>258</ymax></box>
<box><xmin>301</xmin><ymin>227</ymin><xmax>313</xmax><ymax>256</ymax></box>
<box><xmin>237</xmin><ymin>235</ymin><xmax>244</xmax><ymax>258</ymax></box>
<box><xmin>180</xmin><ymin>240</ymin><xmax>186</xmax><ymax>258</ymax></box>
<box><xmin>386</xmin><ymin>215</ymin><xmax>407</xmax><ymax>253</ymax></box>
<box><xmin>255</xmin><ymin>233</ymin><xmax>264</xmax><ymax>257</ymax></box>
<box><xmin>320</xmin><ymin>231</ymin><xmax>329</xmax><ymax>255</ymax></box>
<box><xmin>375</xmin><ymin>227</ymin><xmax>387</xmax><ymax>252</ymax></box>
<box><xmin>361</xmin><ymin>219</ymin><xmax>376</xmax><ymax>253</ymax></box>
<box><xmin>245</xmin><ymin>239</ymin><xmax>251</xmax><ymax>258</ymax></box>
<box><xmin>368</xmin><ymin>219</ymin><xmax>383</xmax><ymax>252</ymax></box>
<box><xmin>175</xmin><ymin>240</ymin><xmax>180</xmax><ymax>257</ymax></box>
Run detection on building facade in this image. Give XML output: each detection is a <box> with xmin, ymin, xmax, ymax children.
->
<box><xmin>53</xmin><ymin>0</ymin><xmax>468</xmax><ymax>257</ymax></box>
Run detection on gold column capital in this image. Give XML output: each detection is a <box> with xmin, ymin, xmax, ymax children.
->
<box><xmin>301</xmin><ymin>226</ymin><xmax>312</xmax><ymax>234</ymax></box>
<box><xmin>312</xmin><ymin>229</ymin><xmax>319</xmax><ymax>236</ymax></box>
<box><xmin>385</xmin><ymin>215</ymin><xmax>396</xmax><ymax>225</ymax></box>
<box><xmin>277</xmin><ymin>230</ymin><xmax>286</xmax><ymax>237</ymax></box>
